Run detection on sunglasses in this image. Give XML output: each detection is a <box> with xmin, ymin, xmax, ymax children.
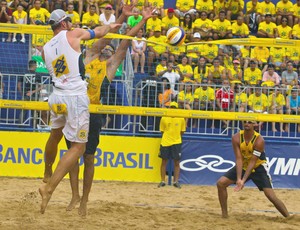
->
<box><xmin>105</xmin><ymin>7</ymin><xmax>112</xmax><ymax>10</ymax></box>
<box><xmin>64</xmin><ymin>17</ymin><xmax>72</xmax><ymax>23</ymax></box>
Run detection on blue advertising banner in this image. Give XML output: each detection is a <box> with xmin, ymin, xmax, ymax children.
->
<box><xmin>180</xmin><ymin>140</ymin><xmax>300</xmax><ymax>189</ymax></box>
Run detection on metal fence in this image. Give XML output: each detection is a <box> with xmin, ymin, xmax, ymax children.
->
<box><xmin>1</xmin><ymin>73</ymin><xmax>299</xmax><ymax>139</ymax></box>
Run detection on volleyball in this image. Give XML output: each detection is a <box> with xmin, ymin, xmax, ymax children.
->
<box><xmin>166</xmin><ymin>26</ymin><xmax>186</xmax><ymax>46</ymax></box>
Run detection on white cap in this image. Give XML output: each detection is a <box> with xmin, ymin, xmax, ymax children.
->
<box><xmin>49</xmin><ymin>9</ymin><xmax>68</xmax><ymax>25</ymax></box>
<box><xmin>193</xmin><ymin>32</ymin><xmax>201</xmax><ymax>38</ymax></box>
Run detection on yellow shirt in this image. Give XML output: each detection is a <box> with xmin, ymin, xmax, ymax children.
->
<box><xmin>286</xmin><ymin>47</ymin><xmax>300</xmax><ymax>61</ymax></box>
<box><xmin>258</xmin><ymin>21</ymin><xmax>277</xmax><ymax>35</ymax></box>
<box><xmin>251</xmin><ymin>47</ymin><xmax>270</xmax><ymax>62</ymax></box>
<box><xmin>135</xmin><ymin>0</ymin><xmax>145</xmax><ymax>10</ymax></box>
<box><xmin>243</xmin><ymin>68</ymin><xmax>262</xmax><ymax>85</ymax></box>
<box><xmin>29</xmin><ymin>7</ymin><xmax>50</xmax><ymax>23</ymax></box>
<box><xmin>178</xmin><ymin>90</ymin><xmax>194</xmax><ymax>103</ymax></box>
<box><xmin>82</xmin><ymin>12</ymin><xmax>99</xmax><ymax>26</ymax></box>
<box><xmin>214</xmin><ymin>0</ymin><xmax>226</xmax><ymax>15</ymax></box>
<box><xmin>66</xmin><ymin>10</ymin><xmax>80</xmax><ymax>24</ymax></box>
<box><xmin>193</xmin><ymin>66</ymin><xmax>209</xmax><ymax>83</ymax></box>
<box><xmin>225</xmin><ymin>0</ymin><xmax>244</xmax><ymax>14</ymax></box>
<box><xmin>194</xmin><ymin>87</ymin><xmax>215</xmax><ymax>102</ymax></box>
<box><xmin>246</xmin><ymin>1</ymin><xmax>261</xmax><ymax>14</ymax></box>
<box><xmin>156</xmin><ymin>64</ymin><xmax>167</xmax><ymax>75</ymax></box>
<box><xmin>235</xmin><ymin>92</ymin><xmax>248</xmax><ymax>105</ymax></box>
<box><xmin>293</xmin><ymin>3</ymin><xmax>300</xmax><ymax>17</ymax></box>
<box><xmin>85</xmin><ymin>59</ymin><xmax>107</xmax><ymax>104</ymax></box>
<box><xmin>187</xmin><ymin>44</ymin><xmax>203</xmax><ymax>59</ymax></box>
<box><xmin>212</xmin><ymin>19</ymin><xmax>232</xmax><ymax>32</ymax></box>
<box><xmin>169</xmin><ymin>44</ymin><xmax>185</xmax><ymax>56</ymax></box>
<box><xmin>209</xmin><ymin>65</ymin><xmax>225</xmax><ymax>79</ymax></box>
<box><xmin>240</xmin><ymin>47</ymin><xmax>250</xmax><ymax>58</ymax></box>
<box><xmin>196</xmin><ymin>0</ymin><xmax>214</xmax><ymax>12</ymax></box>
<box><xmin>148</xmin><ymin>35</ymin><xmax>168</xmax><ymax>54</ymax></box>
<box><xmin>148</xmin><ymin>0</ymin><xmax>164</xmax><ymax>8</ymax></box>
<box><xmin>12</xmin><ymin>10</ymin><xmax>27</xmax><ymax>21</ymax></box>
<box><xmin>176</xmin><ymin>0</ymin><xmax>194</xmax><ymax>11</ymax></box>
<box><xmin>202</xmin><ymin>44</ymin><xmax>219</xmax><ymax>60</ymax></box>
<box><xmin>177</xmin><ymin>64</ymin><xmax>193</xmax><ymax>81</ymax></box>
<box><xmin>277</xmin><ymin>25</ymin><xmax>292</xmax><ymax>39</ymax></box>
<box><xmin>231</xmin><ymin>22</ymin><xmax>250</xmax><ymax>36</ymax></box>
<box><xmin>270</xmin><ymin>47</ymin><xmax>286</xmax><ymax>62</ymax></box>
<box><xmin>292</xmin><ymin>24</ymin><xmax>300</xmax><ymax>37</ymax></box>
<box><xmin>162</xmin><ymin>16</ymin><xmax>180</xmax><ymax>29</ymax></box>
<box><xmin>268</xmin><ymin>93</ymin><xmax>286</xmax><ymax>107</ymax></box>
<box><xmin>193</xmin><ymin>18</ymin><xmax>213</xmax><ymax>30</ymax></box>
<box><xmin>258</xmin><ymin>1</ymin><xmax>276</xmax><ymax>15</ymax></box>
<box><xmin>32</xmin><ymin>34</ymin><xmax>51</xmax><ymax>46</ymax></box>
<box><xmin>248</xmin><ymin>93</ymin><xmax>269</xmax><ymax>111</ymax></box>
<box><xmin>146</xmin><ymin>17</ymin><xmax>162</xmax><ymax>32</ymax></box>
<box><xmin>160</xmin><ymin>116</ymin><xmax>186</xmax><ymax>146</ymax></box>
<box><xmin>276</xmin><ymin>0</ymin><xmax>294</xmax><ymax>14</ymax></box>
<box><xmin>239</xmin><ymin>130</ymin><xmax>266</xmax><ymax>170</ymax></box>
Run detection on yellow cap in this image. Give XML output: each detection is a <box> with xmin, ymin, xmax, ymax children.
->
<box><xmin>170</xmin><ymin>101</ymin><xmax>178</xmax><ymax>108</ymax></box>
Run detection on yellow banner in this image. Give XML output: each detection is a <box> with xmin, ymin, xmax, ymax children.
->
<box><xmin>0</xmin><ymin>132</ymin><xmax>162</xmax><ymax>182</ymax></box>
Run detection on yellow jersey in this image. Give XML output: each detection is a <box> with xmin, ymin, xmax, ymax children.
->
<box><xmin>214</xmin><ymin>0</ymin><xmax>226</xmax><ymax>15</ymax></box>
<box><xmin>258</xmin><ymin>21</ymin><xmax>277</xmax><ymax>35</ymax></box>
<box><xmin>292</xmin><ymin>24</ymin><xmax>300</xmax><ymax>37</ymax></box>
<box><xmin>239</xmin><ymin>130</ymin><xmax>266</xmax><ymax>170</ymax></box>
<box><xmin>177</xmin><ymin>64</ymin><xmax>193</xmax><ymax>81</ymax></box>
<box><xmin>66</xmin><ymin>10</ymin><xmax>80</xmax><ymax>25</ymax></box>
<box><xmin>176</xmin><ymin>0</ymin><xmax>195</xmax><ymax>11</ymax></box>
<box><xmin>148</xmin><ymin>0</ymin><xmax>164</xmax><ymax>8</ymax></box>
<box><xmin>251</xmin><ymin>47</ymin><xmax>270</xmax><ymax>63</ymax></box>
<box><xmin>293</xmin><ymin>3</ymin><xmax>300</xmax><ymax>17</ymax></box>
<box><xmin>193</xmin><ymin>18</ymin><xmax>213</xmax><ymax>30</ymax></box>
<box><xmin>82</xmin><ymin>12</ymin><xmax>99</xmax><ymax>26</ymax></box>
<box><xmin>196</xmin><ymin>0</ymin><xmax>214</xmax><ymax>12</ymax></box>
<box><xmin>232</xmin><ymin>22</ymin><xmax>249</xmax><ymax>36</ymax></box>
<box><xmin>178</xmin><ymin>90</ymin><xmax>194</xmax><ymax>103</ymax></box>
<box><xmin>248</xmin><ymin>93</ymin><xmax>269</xmax><ymax>111</ymax></box>
<box><xmin>258</xmin><ymin>1</ymin><xmax>276</xmax><ymax>15</ymax></box>
<box><xmin>243</xmin><ymin>68</ymin><xmax>262</xmax><ymax>85</ymax></box>
<box><xmin>286</xmin><ymin>47</ymin><xmax>300</xmax><ymax>61</ymax></box>
<box><xmin>194</xmin><ymin>87</ymin><xmax>215</xmax><ymax>102</ymax></box>
<box><xmin>12</xmin><ymin>10</ymin><xmax>27</xmax><ymax>21</ymax></box>
<box><xmin>187</xmin><ymin>43</ymin><xmax>203</xmax><ymax>59</ymax></box>
<box><xmin>156</xmin><ymin>64</ymin><xmax>167</xmax><ymax>75</ymax></box>
<box><xmin>147</xmin><ymin>35</ymin><xmax>168</xmax><ymax>54</ymax></box>
<box><xmin>160</xmin><ymin>116</ymin><xmax>186</xmax><ymax>146</ymax></box>
<box><xmin>146</xmin><ymin>17</ymin><xmax>162</xmax><ymax>32</ymax></box>
<box><xmin>268</xmin><ymin>93</ymin><xmax>286</xmax><ymax>107</ymax></box>
<box><xmin>225</xmin><ymin>0</ymin><xmax>244</xmax><ymax>14</ymax></box>
<box><xmin>202</xmin><ymin>44</ymin><xmax>219</xmax><ymax>60</ymax></box>
<box><xmin>193</xmin><ymin>66</ymin><xmax>209</xmax><ymax>83</ymax></box>
<box><xmin>276</xmin><ymin>0</ymin><xmax>294</xmax><ymax>14</ymax></box>
<box><xmin>246</xmin><ymin>1</ymin><xmax>261</xmax><ymax>14</ymax></box>
<box><xmin>209</xmin><ymin>65</ymin><xmax>225</xmax><ymax>79</ymax></box>
<box><xmin>212</xmin><ymin>19</ymin><xmax>232</xmax><ymax>32</ymax></box>
<box><xmin>162</xmin><ymin>16</ymin><xmax>180</xmax><ymax>29</ymax></box>
<box><xmin>277</xmin><ymin>25</ymin><xmax>292</xmax><ymax>39</ymax></box>
<box><xmin>270</xmin><ymin>47</ymin><xmax>286</xmax><ymax>62</ymax></box>
<box><xmin>29</xmin><ymin>7</ymin><xmax>50</xmax><ymax>23</ymax></box>
<box><xmin>85</xmin><ymin>59</ymin><xmax>109</xmax><ymax>104</ymax></box>
<box><xmin>235</xmin><ymin>92</ymin><xmax>248</xmax><ymax>105</ymax></box>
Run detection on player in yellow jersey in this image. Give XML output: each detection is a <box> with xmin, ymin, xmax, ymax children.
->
<box><xmin>65</xmin><ymin>5</ymin><xmax>154</xmax><ymax>216</ymax></box>
<box><xmin>158</xmin><ymin>101</ymin><xmax>186</xmax><ymax>188</ymax></box>
<box><xmin>217</xmin><ymin>120</ymin><xmax>290</xmax><ymax>218</ymax></box>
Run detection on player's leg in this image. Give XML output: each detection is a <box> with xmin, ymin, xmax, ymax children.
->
<box><xmin>66</xmin><ymin>161</ymin><xmax>80</xmax><ymax>211</ymax></box>
<box><xmin>78</xmin><ymin>154</ymin><xmax>94</xmax><ymax>216</ymax></box>
<box><xmin>43</xmin><ymin>127</ymin><xmax>64</xmax><ymax>183</ymax></box>
<box><xmin>158</xmin><ymin>145</ymin><xmax>169</xmax><ymax>187</ymax></box>
<box><xmin>40</xmin><ymin>141</ymin><xmax>86</xmax><ymax>214</ymax></box>
<box><xmin>216</xmin><ymin>166</ymin><xmax>237</xmax><ymax>218</ymax></box>
<box><xmin>263</xmin><ymin>188</ymin><xmax>290</xmax><ymax>217</ymax></box>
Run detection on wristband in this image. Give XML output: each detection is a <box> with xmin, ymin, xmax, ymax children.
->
<box><xmin>87</xmin><ymin>29</ymin><xmax>95</xmax><ymax>39</ymax></box>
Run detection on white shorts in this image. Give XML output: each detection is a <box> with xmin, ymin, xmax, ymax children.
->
<box><xmin>48</xmin><ymin>93</ymin><xmax>90</xmax><ymax>143</ymax></box>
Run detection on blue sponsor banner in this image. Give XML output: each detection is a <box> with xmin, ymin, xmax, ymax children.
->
<box><xmin>180</xmin><ymin>140</ymin><xmax>300</xmax><ymax>189</ymax></box>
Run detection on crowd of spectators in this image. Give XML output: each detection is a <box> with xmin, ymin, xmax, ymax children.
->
<box><xmin>1</xmin><ymin>0</ymin><xmax>300</xmax><ymax>133</ymax></box>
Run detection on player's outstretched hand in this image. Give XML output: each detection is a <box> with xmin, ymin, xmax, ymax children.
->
<box><xmin>234</xmin><ymin>179</ymin><xmax>244</xmax><ymax>192</ymax></box>
<box><xmin>122</xmin><ymin>4</ymin><xmax>135</xmax><ymax>17</ymax></box>
<box><xmin>142</xmin><ymin>5</ymin><xmax>156</xmax><ymax>20</ymax></box>
<box><xmin>109</xmin><ymin>23</ymin><xmax>122</xmax><ymax>30</ymax></box>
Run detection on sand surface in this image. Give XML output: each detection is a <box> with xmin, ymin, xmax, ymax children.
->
<box><xmin>0</xmin><ymin>177</ymin><xmax>299</xmax><ymax>230</ymax></box>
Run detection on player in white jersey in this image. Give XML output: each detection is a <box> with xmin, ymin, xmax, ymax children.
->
<box><xmin>39</xmin><ymin>9</ymin><xmax>120</xmax><ymax>214</ymax></box>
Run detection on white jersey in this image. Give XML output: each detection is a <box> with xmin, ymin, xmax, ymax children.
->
<box><xmin>44</xmin><ymin>30</ymin><xmax>87</xmax><ymax>95</ymax></box>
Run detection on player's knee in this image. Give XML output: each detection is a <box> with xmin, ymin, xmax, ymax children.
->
<box><xmin>216</xmin><ymin>177</ymin><xmax>227</xmax><ymax>188</ymax></box>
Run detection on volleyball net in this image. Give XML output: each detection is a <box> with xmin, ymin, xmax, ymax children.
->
<box><xmin>0</xmin><ymin>23</ymin><xmax>300</xmax><ymax>139</ymax></box>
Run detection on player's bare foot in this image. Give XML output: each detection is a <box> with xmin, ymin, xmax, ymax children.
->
<box><xmin>66</xmin><ymin>196</ymin><xmax>81</xmax><ymax>211</ymax></box>
<box><xmin>78</xmin><ymin>201</ymin><xmax>87</xmax><ymax>217</ymax></box>
<box><xmin>222</xmin><ymin>213</ymin><xmax>228</xmax><ymax>218</ymax></box>
<box><xmin>39</xmin><ymin>184</ymin><xmax>52</xmax><ymax>214</ymax></box>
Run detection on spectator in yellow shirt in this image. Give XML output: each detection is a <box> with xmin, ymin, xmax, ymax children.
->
<box><xmin>156</xmin><ymin>57</ymin><xmax>168</xmax><ymax>77</ymax></box>
<box><xmin>213</xmin><ymin>0</ymin><xmax>226</xmax><ymax>19</ymax></box>
<box><xmin>193</xmin><ymin>78</ymin><xmax>215</xmax><ymax>110</ymax></box>
<box><xmin>212</xmin><ymin>11</ymin><xmax>233</xmax><ymax>40</ymax></box>
<box><xmin>66</xmin><ymin>3</ymin><xmax>80</xmax><ymax>28</ymax></box>
<box><xmin>234</xmin><ymin>84</ymin><xmax>248</xmax><ymax>112</ymax></box>
<box><xmin>293</xmin><ymin>0</ymin><xmax>300</xmax><ymax>25</ymax></box>
<box><xmin>292</xmin><ymin>19</ymin><xmax>300</xmax><ymax>39</ymax></box>
<box><xmin>276</xmin><ymin>0</ymin><xmax>294</xmax><ymax>27</ymax></box>
<box><xmin>175</xmin><ymin>0</ymin><xmax>197</xmax><ymax>19</ymax></box>
<box><xmin>29</xmin><ymin>0</ymin><xmax>50</xmax><ymax>25</ymax></box>
<box><xmin>177</xmin><ymin>56</ymin><xmax>194</xmax><ymax>82</ymax></box>
<box><xmin>186</xmin><ymin>32</ymin><xmax>202</xmax><ymax>65</ymax></box>
<box><xmin>82</xmin><ymin>4</ymin><xmax>99</xmax><ymax>27</ymax></box>
<box><xmin>202</xmin><ymin>37</ymin><xmax>219</xmax><ymax>64</ymax></box>
<box><xmin>258</xmin><ymin>0</ymin><xmax>276</xmax><ymax>22</ymax></box>
<box><xmin>12</xmin><ymin>4</ymin><xmax>27</xmax><ymax>43</ymax></box>
<box><xmin>146</xmin><ymin>0</ymin><xmax>165</xmax><ymax>18</ymax></box>
<box><xmin>286</xmin><ymin>47</ymin><xmax>300</xmax><ymax>66</ymax></box>
<box><xmin>147</xmin><ymin>26</ymin><xmax>168</xmax><ymax>72</ymax></box>
<box><xmin>193</xmin><ymin>56</ymin><xmax>210</xmax><ymax>83</ymax></box>
<box><xmin>162</xmin><ymin>8</ymin><xmax>180</xmax><ymax>35</ymax></box>
<box><xmin>193</xmin><ymin>11</ymin><xmax>213</xmax><ymax>39</ymax></box>
<box><xmin>243</xmin><ymin>60</ymin><xmax>262</xmax><ymax>86</ymax></box>
<box><xmin>226</xmin><ymin>0</ymin><xmax>244</xmax><ymax>21</ymax></box>
<box><xmin>180</xmin><ymin>13</ymin><xmax>193</xmax><ymax>42</ymax></box>
<box><xmin>146</xmin><ymin>10</ymin><xmax>162</xmax><ymax>37</ymax></box>
<box><xmin>245</xmin><ymin>0</ymin><xmax>261</xmax><ymax>26</ymax></box>
<box><xmin>232</xmin><ymin>16</ymin><xmax>249</xmax><ymax>38</ymax></box>
<box><xmin>208</xmin><ymin>57</ymin><xmax>227</xmax><ymax>85</ymax></box>
<box><xmin>269</xmin><ymin>46</ymin><xmax>287</xmax><ymax>72</ymax></box>
<box><xmin>251</xmin><ymin>46</ymin><xmax>270</xmax><ymax>69</ymax></box>
<box><xmin>196</xmin><ymin>0</ymin><xmax>214</xmax><ymax>20</ymax></box>
<box><xmin>178</xmin><ymin>82</ymin><xmax>194</xmax><ymax>110</ymax></box>
<box><xmin>257</xmin><ymin>13</ymin><xmax>278</xmax><ymax>38</ymax></box>
<box><xmin>276</xmin><ymin>16</ymin><xmax>292</xmax><ymax>39</ymax></box>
